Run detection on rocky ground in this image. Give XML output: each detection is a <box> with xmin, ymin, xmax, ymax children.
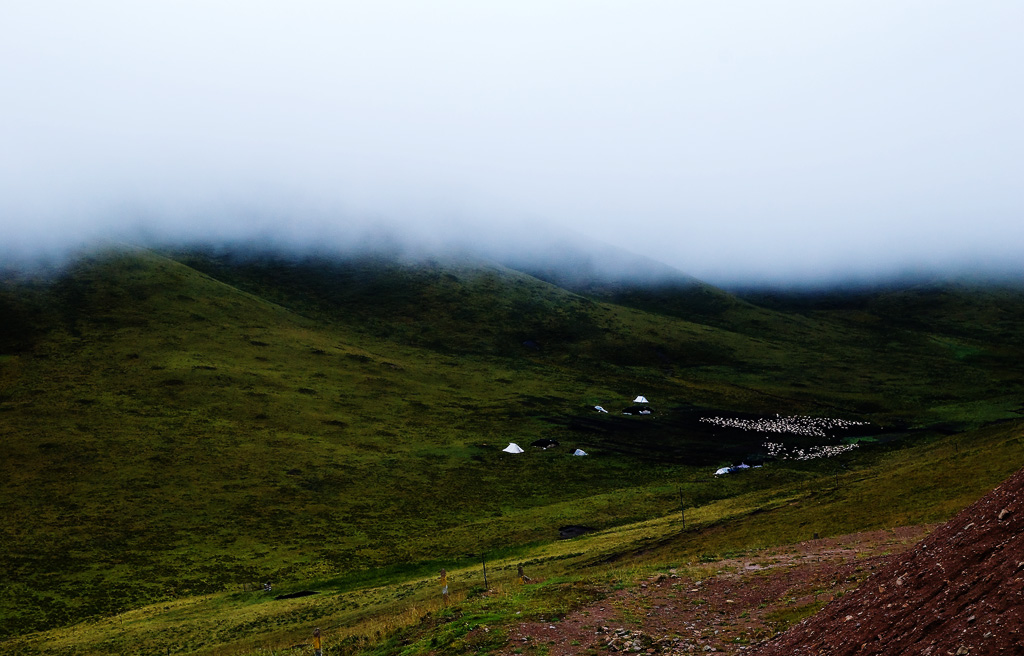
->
<box><xmin>491</xmin><ymin>526</ymin><xmax>932</xmax><ymax>655</ymax></box>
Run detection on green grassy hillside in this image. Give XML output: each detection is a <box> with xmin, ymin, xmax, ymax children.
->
<box><xmin>1</xmin><ymin>244</ymin><xmax>1023</xmax><ymax>652</ymax></box>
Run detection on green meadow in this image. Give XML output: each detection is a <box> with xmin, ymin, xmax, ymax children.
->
<box><xmin>2</xmin><ymin>245</ymin><xmax>1023</xmax><ymax>654</ymax></box>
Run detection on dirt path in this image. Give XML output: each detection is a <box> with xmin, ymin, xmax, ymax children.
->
<box><xmin>492</xmin><ymin>526</ymin><xmax>932</xmax><ymax>655</ymax></box>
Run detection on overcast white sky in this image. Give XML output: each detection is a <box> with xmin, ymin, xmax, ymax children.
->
<box><xmin>2</xmin><ymin>1</ymin><xmax>1022</xmax><ymax>285</ymax></box>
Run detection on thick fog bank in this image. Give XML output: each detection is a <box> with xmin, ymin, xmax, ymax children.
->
<box><xmin>3</xmin><ymin>209</ymin><xmax>1021</xmax><ymax>293</ymax></box>
<box><xmin>4</xmin><ymin>4</ymin><xmax>1023</xmax><ymax>289</ymax></box>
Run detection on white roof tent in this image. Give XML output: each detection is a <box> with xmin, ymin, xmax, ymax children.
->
<box><xmin>634</xmin><ymin>395</ymin><xmax>649</xmax><ymax>404</ymax></box>
<box><xmin>716</xmin><ymin>463</ymin><xmax>751</xmax><ymax>475</ymax></box>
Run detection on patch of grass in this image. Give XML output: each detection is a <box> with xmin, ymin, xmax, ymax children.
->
<box><xmin>763</xmin><ymin>600</ymin><xmax>827</xmax><ymax>632</ymax></box>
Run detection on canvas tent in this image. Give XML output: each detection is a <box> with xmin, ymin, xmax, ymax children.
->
<box><xmin>572</xmin><ymin>449</ymin><xmax>588</xmax><ymax>456</ymax></box>
<box><xmin>502</xmin><ymin>443</ymin><xmax>525</xmax><ymax>454</ymax></box>
<box><xmin>634</xmin><ymin>395</ymin><xmax>649</xmax><ymax>404</ymax></box>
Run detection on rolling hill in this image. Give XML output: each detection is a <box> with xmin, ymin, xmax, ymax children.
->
<box><xmin>1</xmin><ymin>242</ymin><xmax>1023</xmax><ymax>653</ymax></box>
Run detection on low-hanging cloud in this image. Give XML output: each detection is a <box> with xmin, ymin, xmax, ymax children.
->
<box><xmin>2</xmin><ymin>1</ymin><xmax>1023</xmax><ymax>286</ymax></box>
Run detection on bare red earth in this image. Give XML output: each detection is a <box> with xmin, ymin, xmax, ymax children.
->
<box><xmin>751</xmin><ymin>467</ymin><xmax>1024</xmax><ymax>656</ymax></box>
<box><xmin>493</xmin><ymin>527</ymin><xmax>931</xmax><ymax>655</ymax></box>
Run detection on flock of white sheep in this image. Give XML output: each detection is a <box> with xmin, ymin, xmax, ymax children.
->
<box><xmin>700</xmin><ymin>413</ymin><xmax>869</xmax><ymax>462</ymax></box>
<box><xmin>762</xmin><ymin>440</ymin><xmax>859</xmax><ymax>461</ymax></box>
<box><xmin>698</xmin><ymin>414</ymin><xmax>869</xmax><ymax>438</ymax></box>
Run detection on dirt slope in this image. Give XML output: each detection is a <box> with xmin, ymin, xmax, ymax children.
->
<box><xmin>752</xmin><ymin>467</ymin><xmax>1024</xmax><ymax>656</ymax></box>
<box><xmin>493</xmin><ymin>527</ymin><xmax>931</xmax><ymax>655</ymax></box>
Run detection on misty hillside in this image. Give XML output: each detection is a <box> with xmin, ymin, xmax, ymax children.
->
<box><xmin>162</xmin><ymin>244</ymin><xmax>1024</xmax><ymax>425</ymax></box>
<box><xmin>2</xmin><ymin>244</ymin><xmax>1024</xmax><ymax>648</ymax></box>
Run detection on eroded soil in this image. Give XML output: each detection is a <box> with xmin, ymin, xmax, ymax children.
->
<box><xmin>751</xmin><ymin>467</ymin><xmax>1024</xmax><ymax>656</ymax></box>
<box><xmin>492</xmin><ymin>526</ymin><xmax>932</xmax><ymax>655</ymax></box>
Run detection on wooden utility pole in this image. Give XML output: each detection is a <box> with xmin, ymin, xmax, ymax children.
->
<box><xmin>482</xmin><ymin>555</ymin><xmax>488</xmax><ymax>590</ymax></box>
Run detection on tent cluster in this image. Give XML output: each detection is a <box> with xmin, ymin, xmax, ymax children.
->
<box><xmin>592</xmin><ymin>395</ymin><xmax>653</xmax><ymax>416</ymax></box>
<box><xmin>502</xmin><ymin>442</ymin><xmax>587</xmax><ymax>456</ymax></box>
<box><xmin>502</xmin><ymin>394</ymin><xmax>656</xmax><ymax>458</ymax></box>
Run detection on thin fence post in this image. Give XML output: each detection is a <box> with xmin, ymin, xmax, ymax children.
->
<box><xmin>679</xmin><ymin>486</ymin><xmax>685</xmax><ymax>529</ymax></box>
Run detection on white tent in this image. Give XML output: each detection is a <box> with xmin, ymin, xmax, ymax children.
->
<box><xmin>715</xmin><ymin>467</ymin><xmax>732</xmax><ymax>475</ymax></box>
<box><xmin>572</xmin><ymin>449</ymin><xmax>588</xmax><ymax>456</ymax></box>
<box><xmin>634</xmin><ymin>395</ymin><xmax>649</xmax><ymax>404</ymax></box>
<box><xmin>594</xmin><ymin>405</ymin><xmax>608</xmax><ymax>413</ymax></box>
<box><xmin>502</xmin><ymin>442</ymin><xmax>525</xmax><ymax>454</ymax></box>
